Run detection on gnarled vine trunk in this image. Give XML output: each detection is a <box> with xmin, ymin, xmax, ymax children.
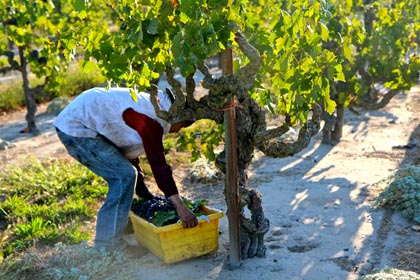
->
<box><xmin>151</xmin><ymin>31</ymin><xmax>322</xmax><ymax>259</ymax></box>
<box><xmin>1</xmin><ymin>42</ymin><xmax>48</xmax><ymax>135</ymax></box>
<box><xmin>18</xmin><ymin>47</ymin><xmax>39</xmax><ymax>135</ymax></box>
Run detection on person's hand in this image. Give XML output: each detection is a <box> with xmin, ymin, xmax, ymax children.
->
<box><xmin>169</xmin><ymin>195</ymin><xmax>198</xmax><ymax>228</ymax></box>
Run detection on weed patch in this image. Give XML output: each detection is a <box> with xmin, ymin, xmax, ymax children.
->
<box><xmin>0</xmin><ymin>158</ymin><xmax>106</xmax><ymax>260</ymax></box>
<box><xmin>0</xmin><ymin>242</ymin><xmax>137</xmax><ymax>280</ymax></box>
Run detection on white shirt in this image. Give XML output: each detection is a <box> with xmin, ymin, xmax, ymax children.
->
<box><xmin>53</xmin><ymin>87</ymin><xmax>171</xmax><ymax>159</ymax></box>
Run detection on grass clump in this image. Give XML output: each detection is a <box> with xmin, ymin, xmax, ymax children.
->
<box><xmin>0</xmin><ymin>243</ymin><xmax>138</xmax><ymax>280</ymax></box>
<box><xmin>373</xmin><ymin>165</ymin><xmax>420</xmax><ymax>224</ymax></box>
<box><xmin>0</xmin><ymin>158</ymin><xmax>107</xmax><ymax>260</ymax></box>
<box><xmin>359</xmin><ymin>266</ymin><xmax>420</xmax><ymax>279</ymax></box>
<box><xmin>0</xmin><ymin>79</ymin><xmax>26</xmax><ymax>112</ymax></box>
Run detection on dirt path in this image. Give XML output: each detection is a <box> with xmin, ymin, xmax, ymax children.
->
<box><xmin>0</xmin><ymin>103</ymin><xmax>69</xmax><ymax>168</ymax></box>
<box><xmin>1</xmin><ymin>87</ymin><xmax>420</xmax><ymax>279</ymax></box>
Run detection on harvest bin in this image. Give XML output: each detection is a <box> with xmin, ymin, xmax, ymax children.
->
<box><xmin>129</xmin><ymin>206</ymin><xmax>224</xmax><ymax>264</ymax></box>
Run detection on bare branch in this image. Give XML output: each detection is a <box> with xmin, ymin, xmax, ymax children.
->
<box><xmin>0</xmin><ymin>66</ymin><xmax>15</xmax><ymax>74</ymax></box>
<box><xmin>256</xmin><ymin>104</ymin><xmax>321</xmax><ymax>158</ymax></box>
<box><xmin>235</xmin><ymin>32</ymin><xmax>261</xmax><ymax>94</ymax></box>
<box><xmin>164</xmin><ymin>67</ymin><xmax>187</xmax><ymax>117</ymax></box>
<box><xmin>348</xmin><ymin>106</ymin><xmax>362</xmax><ymax>116</ymax></box>
<box><xmin>1</xmin><ymin>51</ymin><xmax>20</xmax><ymax>72</ymax></box>
<box><xmin>254</xmin><ymin>125</ymin><xmax>290</xmax><ymax>144</ymax></box>
<box><xmin>150</xmin><ymin>84</ymin><xmax>169</xmax><ymax>120</ymax></box>
<box><xmin>197</xmin><ymin>62</ymin><xmax>215</xmax><ymax>90</ymax></box>
<box><xmin>165</xmin><ymin>67</ymin><xmax>183</xmax><ymax>95</ymax></box>
<box><xmin>359</xmin><ymin>89</ymin><xmax>401</xmax><ymax>110</ymax></box>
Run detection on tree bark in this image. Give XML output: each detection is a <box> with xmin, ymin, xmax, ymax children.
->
<box><xmin>18</xmin><ymin>47</ymin><xmax>39</xmax><ymax>135</ymax></box>
<box><xmin>151</xmin><ymin>31</ymin><xmax>322</xmax><ymax>259</ymax></box>
<box><xmin>331</xmin><ymin>104</ymin><xmax>345</xmax><ymax>142</ymax></box>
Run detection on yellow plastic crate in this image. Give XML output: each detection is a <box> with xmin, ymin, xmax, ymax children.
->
<box><xmin>129</xmin><ymin>206</ymin><xmax>224</xmax><ymax>264</ymax></box>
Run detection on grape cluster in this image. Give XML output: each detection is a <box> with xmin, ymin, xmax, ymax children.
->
<box><xmin>131</xmin><ymin>196</ymin><xmax>179</xmax><ymax>225</ymax></box>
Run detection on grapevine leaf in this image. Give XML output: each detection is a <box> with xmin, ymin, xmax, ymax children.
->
<box><xmin>129</xmin><ymin>89</ymin><xmax>138</xmax><ymax>102</ymax></box>
<box><xmin>334</xmin><ymin>64</ymin><xmax>346</xmax><ymax>82</ymax></box>
<box><xmin>152</xmin><ymin>210</ymin><xmax>177</xmax><ymax>227</ymax></box>
<box><xmin>193</xmin><ymin>199</ymin><xmax>208</xmax><ymax>212</ymax></box>
<box><xmin>74</xmin><ymin>0</ymin><xmax>85</xmax><ymax>12</ymax></box>
<box><xmin>319</xmin><ymin>22</ymin><xmax>329</xmax><ymax>41</ymax></box>
<box><xmin>147</xmin><ymin>19</ymin><xmax>158</xmax><ymax>35</ymax></box>
<box><xmin>82</xmin><ymin>60</ymin><xmax>97</xmax><ymax>73</ymax></box>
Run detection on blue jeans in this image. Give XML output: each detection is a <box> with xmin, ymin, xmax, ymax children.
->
<box><xmin>56</xmin><ymin>129</ymin><xmax>136</xmax><ymax>248</ymax></box>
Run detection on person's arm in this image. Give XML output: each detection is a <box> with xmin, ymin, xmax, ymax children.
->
<box><xmin>123</xmin><ymin>108</ymin><xmax>177</xmax><ymax>196</ymax></box>
<box><xmin>123</xmin><ymin>108</ymin><xmax>198</xmax><ymax>228</ymax></box>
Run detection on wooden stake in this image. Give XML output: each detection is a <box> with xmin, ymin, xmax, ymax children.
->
<box><xmin>220</xmin><ymin>48</ymin><xmax>242</xmax><ymax>268</ymax></box>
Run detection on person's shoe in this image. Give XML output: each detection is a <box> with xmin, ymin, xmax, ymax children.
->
<box><xmin>93</xmin><ymin>236</ymin><xmax>125</xmax><ymax>250</ymax></box>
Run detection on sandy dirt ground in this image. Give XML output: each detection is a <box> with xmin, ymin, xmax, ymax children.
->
<box><xmin>1</xmin><ymin>86</ymin><xmax>420</xmax><ymax>280</ymax></box>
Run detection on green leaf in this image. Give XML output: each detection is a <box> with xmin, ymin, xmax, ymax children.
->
<box><xmin>152</xmin><ymin>210</ymin><xmax>177</xmax><ymax>227</ymax></box>
<box><xmin>334</xmin><ymin>64</ymin><xmax>346</xmax><ymax>82</ymax></box>
<box><xmin>179</xmin><ymin>12</ymin><xmax>190</xmax><ymax>24</ymax></box>
<box><xmin>74</xmin><ymin>0</ymin><xmax>85</xmax><ymax>12</ymax></box>
<box><xmin>201</xmin><ymin>143</ymin><xmax>216</xmax><ymax>161</ymax></box>
<box><xmin>171</xmin><ymin>33</ymin><xmax>182</xmax><ymax>59</ymax></box>
<box><xmin>192</xmin><ymin>199</ymin><xmax>208</xmax><ymax>212</ymax></box>
<box><xmin>180</xmin><ymin>0</ymin><xmax>197</xmax><ymax>19</ymax></box>
<box><xmin>147</xmin><ymin>19</ymin><xmax>159</xmax><ymax>35</ymax></box>
<box><xmin>82</xmin><ymin>60</ymin><xmax>97</xmax><ymax>73</ymax></box>
<box><xmin>322</xmin><ymin>85</ymin><xmax>336</xmax><ymax>115</ymax></box>
<box><xmin>66</xmin><ymin>39</ymin><xmax>77</xmax><ymax>50</ymax></box>
<box><xmin>342</xmin><ymin>41</ymin><xmax>352</xmax><ymax>61</ymax></box>
<box><xmin>78</xmin><ymin>10</ymin><xmax>88</xmax><ymax>20</ymax></box>
<box><xmin>129</xmin><ymin>89</ymin><xmax>138</xmax><ymax>102</ymax></box>
<box><xmin>319</xmin><ymin>22</ymin><xmax>329</xmax><ymax>41</ymax></box>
